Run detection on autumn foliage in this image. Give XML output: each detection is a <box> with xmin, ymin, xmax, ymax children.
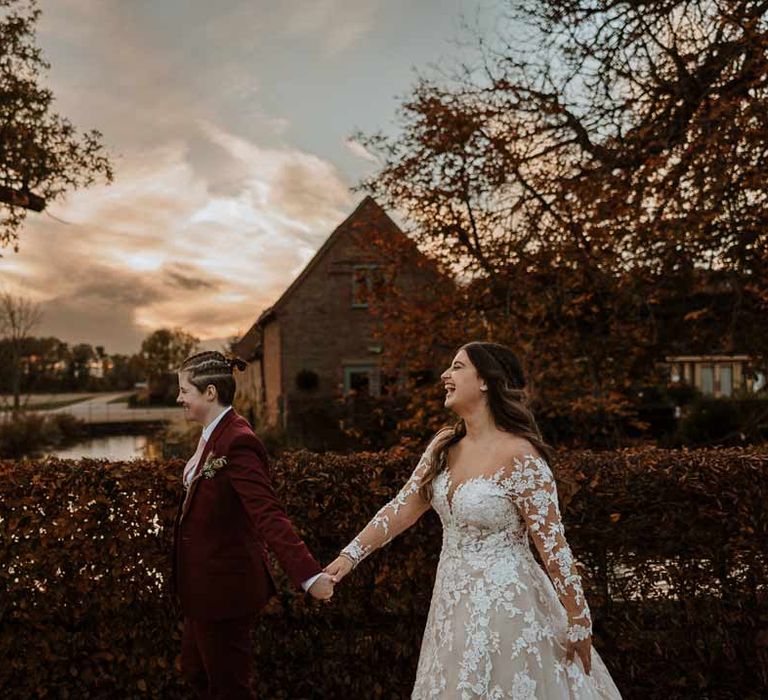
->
<box><xmin>1</xmin><ymin>447</ymin><xmax>766</xmax><ymax>698</ymax></box>
<box><xmin>0</xmin><ymin>0</ymin><xmax>113</xmax><ymax>248</ymax></box>
<box><xmin>357</xmin><ymin>0</ymin><xmax>768</xmax><ymax>446</ymax></box>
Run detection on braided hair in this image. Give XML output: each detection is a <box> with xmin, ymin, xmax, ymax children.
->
<box><xmin>179</xmin><ymin>351</ymin><xmax>248</xmax><ymax>406</ymax></box>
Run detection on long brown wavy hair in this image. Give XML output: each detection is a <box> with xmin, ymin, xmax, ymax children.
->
<box><xmin>418</xmin><ymin>341</ymin><xmax>552</xmax><ymax>502</ymax></box>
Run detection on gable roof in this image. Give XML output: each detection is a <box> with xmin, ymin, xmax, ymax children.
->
<box><xmin>232</xmin><ymin>322</ymin><xmax>262</xmax><ymax>362</ymax></box>
<box><xmin>232</xmin><ymin>196</ymin><xmax>406</xmax><ymax>360</ymax></box>
<box><xmin>269</xmin><ymin>195</ymin><xmax>401</xmax><ymax>315</ymax></box>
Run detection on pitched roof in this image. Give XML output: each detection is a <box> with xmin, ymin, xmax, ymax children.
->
<box><xmin>269</xmin><ymin>195</ymin><xmax>400</xmax><ymax>315</ymax></box>
<box><xmin>232</xmin><ymin>196</ymin><xmax>405</xmax><ymax>360</ymax></box>
<box><xmin>232</xmin><ymin>322</ymin><xmax>262</xmax><ymax>361</ymax></box>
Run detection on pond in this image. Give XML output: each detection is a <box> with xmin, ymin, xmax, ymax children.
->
<box><xmin>45</xmin><ymin>433</ymin><xmax>164</xmax><ymax>461</ymax></box>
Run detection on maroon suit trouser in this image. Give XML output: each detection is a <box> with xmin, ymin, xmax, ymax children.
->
<box><xmin>181</xmin><ymin>615</ymin><xmax>256</xmax><ymax>700</ymax></box>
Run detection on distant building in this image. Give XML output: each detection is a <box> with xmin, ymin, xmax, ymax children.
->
<box><xmin>663</xmin><ymin>354</ymin><xmax>765</xmax><ymax>397</ymax></box>
<box><xmin>87</xmin><ymin>358</ymin><xmax>111</xmax><ymax>379</ymax></box>
<box><xmin>232</xmin><ymin>196</ymin><xmax>444</xmax><ymax>433</ymax></box>
<box><xmin>654</xmin><ymin>271</ymin><xmax>766</xmax><ymax>400</ymax></box>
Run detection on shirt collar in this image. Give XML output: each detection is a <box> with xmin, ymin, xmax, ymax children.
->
<box><xmin>202</xmin><ymin>405</ymin><xmax>232</xmax><ymax>442</ymax></box>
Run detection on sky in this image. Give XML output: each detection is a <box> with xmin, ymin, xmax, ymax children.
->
<box><xmin>0</xmin><ymin>0</ymin><xmax>502</xmax><ymax>354</ymax></box>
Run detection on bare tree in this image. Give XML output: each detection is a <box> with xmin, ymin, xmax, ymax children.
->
<box><xmin>0</xmin><ymin>291</ymin><xmax>42</xmax><ymax>409</ymax></box>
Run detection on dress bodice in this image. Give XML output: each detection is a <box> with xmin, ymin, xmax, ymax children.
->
<box><xmin>431</xmin><ymin>468</ymin><xmax>532</xmax><ymax>562</ymax></box>
<box><xmin>433</xmin><ymin>467</ymin><xmax>527</xmax><ymax>531</ymax></box>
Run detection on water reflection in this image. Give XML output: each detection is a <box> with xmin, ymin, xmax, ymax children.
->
<box><xmin>46</xmin><ymin>433</ymin><xmax>162</xmax><ymax>461</ymax></box>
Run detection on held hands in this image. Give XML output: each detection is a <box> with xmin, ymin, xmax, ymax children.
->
<box><xmin>324</xmin><ymin>554</ymin><xmax>354</xmax><ymax>584</ymax></box>
<box><xmin>308</xmin><ymin>552</ymin><xmax>355</xmax><ymax>604</ymax></box>
<box><xmin>307</xmin><ymin>572</ymin><xmax>335</xmax><ymax>602</ymax></box>
<box><xmin>566</xmin><ymin>635</ymin><xmax>592</xmax><ymax>675</ymax></box>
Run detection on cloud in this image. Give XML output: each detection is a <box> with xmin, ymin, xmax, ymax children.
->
<box><xmin>6</xmin><ymin>0</ymin><xmax>418</xmax><ymax>355</ymax></box>
<box><xmin>33</xmin><ymin>264</ymin><xmax>167</xmax><ymax>352</ymax></box>
<box><xmin>164</xmin><ymin>264</ymin><xmax>219</xmax><ymax>292</ymax></box>
<box><xmin>199</xmin><ymin>121</ymin><xmax>352</xmax><ymax>237</ymax></box>
<box><xmin>282</xmin><ymin>0</ymin><xmax>383</xmax><ymax>54</ymax></box>
<box><xmin>0</xmin><ymin>127</ymin><xmax>354</xmax><ymax>353</ymax></box>
<box><xmin>345</xmin><ymin>138</ymin><xmax>378</xmax><ymax>162</ymax></box>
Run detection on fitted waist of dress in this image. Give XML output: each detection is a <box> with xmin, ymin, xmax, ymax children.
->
<box><xmin>440</xmin><ymin>526</ymin><xmax>532</xmax><ymax>561</ymax></box>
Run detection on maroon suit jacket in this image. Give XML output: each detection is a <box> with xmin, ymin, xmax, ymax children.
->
<box><xmin>172</xmin><ymin>408</ymin><xmax>321</xmax><ymax>620</ymax></box>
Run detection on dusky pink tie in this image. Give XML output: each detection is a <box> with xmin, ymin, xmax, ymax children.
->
<box><xmin>183</xmin><ymin>434</ymin><xmax>207</xmax><ymax>489</ymax></box>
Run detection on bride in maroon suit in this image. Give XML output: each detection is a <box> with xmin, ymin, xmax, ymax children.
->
<box><xmin>172</xmin><ymin>351</ymin><xmax>334</xmax><ymax>699</ymax></box>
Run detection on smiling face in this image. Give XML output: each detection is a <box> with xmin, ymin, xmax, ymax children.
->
<box><xmin>440</xmin><ymin>348</ymin><xmax>487</xmax><ymax>414</ymax></box>
<box><xmin>176</xmin><ymin>371</ymin><xmax>216</xmax><ymax>424</ymax></box>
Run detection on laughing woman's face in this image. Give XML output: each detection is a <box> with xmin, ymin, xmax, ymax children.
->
<box><xmin>440</xmin><ymin>348</ymin><xmax>486</xmax><ymax>413</ymax></box>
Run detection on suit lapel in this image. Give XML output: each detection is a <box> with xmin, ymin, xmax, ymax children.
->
<box><xmin>180</xmin><ymin>408</ymin><xmax>239</xmax><ymax>522</ymax></box>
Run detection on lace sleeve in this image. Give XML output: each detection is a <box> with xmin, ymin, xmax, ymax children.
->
<box><xmin>507</xmin><ymin>454</ymin><xmax>592</xmax><ymax>643</ymax></box>
<box><xmin>339</xmin><ymin>440</ymin><xmax>435</xmax><ymax>567</ymax></box>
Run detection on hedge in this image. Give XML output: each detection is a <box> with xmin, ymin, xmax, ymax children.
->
<box><xmin>1</xmin><ymin>446</ymin><xmax>766</xmax><ymax>699</ymax></box>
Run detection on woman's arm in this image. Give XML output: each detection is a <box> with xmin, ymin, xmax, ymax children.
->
<box><xmin>506</xmin><ymin>453</ymin><xmax>592</xmax><ymax>644</ymax></box>
<box><xmin>326</xmin><ymin>439</ymin><xmax>436</xmax><ymax>580</ymax></box>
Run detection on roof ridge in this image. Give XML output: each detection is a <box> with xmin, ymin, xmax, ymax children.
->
<box><xmin>267</xmin><ymin>196</ymin><xmax>391</xmax><ymax>314</ymax></box>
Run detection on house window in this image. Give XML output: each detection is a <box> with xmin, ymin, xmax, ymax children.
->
<box><xmin>343</xmin><ymin>364</ymin><xmax>380</xmax><ymax>397</ymax></box>
<box><xmin>700</xmin><ymin>365</ymin><xmax>714</xmax><ymax>396</ymax></box>
<box><xmin>351</xmin><ymin>265</ymin><xmax>380</xmax><ymax>308</ymax></box>
<box><xmin>719</xmin><ymin>364</ymin><xmax>733</xmax><ymax>397</ymax></box>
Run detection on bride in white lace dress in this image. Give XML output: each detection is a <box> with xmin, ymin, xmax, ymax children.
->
<box><xmin>326</xmin><ymin>342</ymin><xmax>621</xmax><ymax>699</ymax></box>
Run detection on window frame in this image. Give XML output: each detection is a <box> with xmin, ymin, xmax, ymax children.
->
<box><xmin>343</xmin><ymin>363</ymin><xmax>381</xmax><ymax>397</ymax></box>
<box><xmin>351</xmin><ymin>264</ymin><xmax>380</xmax><ymax>309</ymax></box>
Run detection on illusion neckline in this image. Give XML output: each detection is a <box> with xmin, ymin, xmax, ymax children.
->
<box><xmin>442</xmin><ymin>453</ymin><xmax>543</xmax><ymax>512</ymax></box>
<box><xmin>443</xmin><ymin>465</ymin><xmax>508</xmax><ymax>512</ymax></box>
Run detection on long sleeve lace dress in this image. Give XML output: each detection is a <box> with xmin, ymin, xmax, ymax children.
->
<box><xmin>341</xmin><ymin>440</ymin><xmax>622</xmax><ymax>699</ymax></box>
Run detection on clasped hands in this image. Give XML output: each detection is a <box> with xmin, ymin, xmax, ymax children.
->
<box><xmin>307</xmin><ymin>554</ymin><xmax>355</xmax><ymax>602</ymax></box>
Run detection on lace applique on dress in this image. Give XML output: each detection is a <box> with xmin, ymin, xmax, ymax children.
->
<box><xmin>342</xmin><ymin>443</ymin><xmax>621</xmax><ymax>699</ymax></box>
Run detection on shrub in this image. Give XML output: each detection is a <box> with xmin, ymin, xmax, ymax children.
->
<box><xmin>0</xmin><ymin>411</ymin><xmax>86</xmax><ymax>459</ymax></box>
<box><xmin>0</xmin><ymin>446</ymin><xmax>766</xmax><ymax>698</ymax></box>
<box><xmin>48</xmin><ymin>412</ymin><xmax>87</xmax><ymax>442</ymax></box>
<box><xmin>676</xmin><ymin>397</ymin><xmax>768</xmax><ymax>446</ymax></box>
<box><xmin>152</xmin><ymin>419</ymin><xmax>199</xmax><ymax>460</ymax></box>
<box><xmin>127</xmin><ymin>391</ymin><xmax>150</xmax><ymax>408</ymax></box>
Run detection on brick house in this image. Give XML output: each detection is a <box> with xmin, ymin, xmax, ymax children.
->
<box><xmin>232</xmin><ymin>196</ymin><xmax>443</xmax><ymax>436</ymax></box>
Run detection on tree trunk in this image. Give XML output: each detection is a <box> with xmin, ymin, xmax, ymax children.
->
<box><xmin>11</xmin><ymin>352</ymin><xmax>21</xmax><ymax>411</ymax></box>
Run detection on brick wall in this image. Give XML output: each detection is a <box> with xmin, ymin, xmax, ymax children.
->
<box><xmin>263</xmin><ymin>321</ymin><xmax>282</xmax><ymax>425</ymax></box>
<box><xmin>279</xmin><ymin>203</ymin><xmax>385</xmax><ymax>424</ymax></box>
<box><xmin>236</xmin><ymin>198</ymin><xmax>444</xmax><ymax>432</ymax></box>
